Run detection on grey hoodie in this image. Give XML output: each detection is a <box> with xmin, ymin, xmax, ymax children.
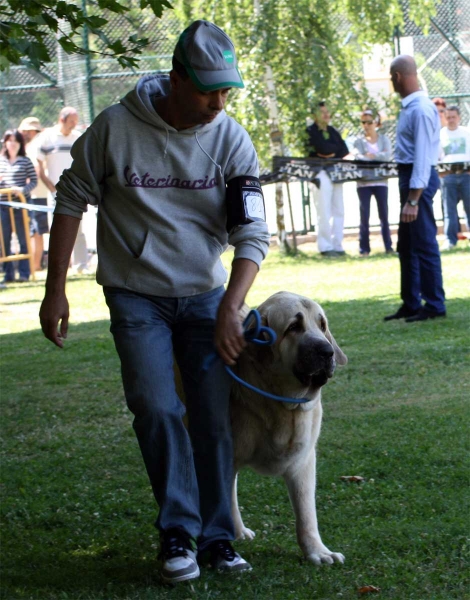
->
<box><xmin>55</xmin><ymin>74</ymin><xmax>270</xmax><ymax>296</ymax></box>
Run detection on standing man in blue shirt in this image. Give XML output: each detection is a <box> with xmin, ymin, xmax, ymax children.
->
<box><xmin>384</xmin><ymin>55</ymin><xmax>446</xmax><ymax>322</ymax></box>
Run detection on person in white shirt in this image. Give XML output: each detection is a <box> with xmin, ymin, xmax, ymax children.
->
<box><xmin>439</xmin><ymin>106</ymin><xmax>470</xmax><ymax>249</ymax></box>
<box><xmin>37</xmin><ymin>107</ymin><xmax>89</xmax><ymax>272</ymax></box>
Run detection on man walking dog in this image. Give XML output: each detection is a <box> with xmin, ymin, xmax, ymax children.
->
<box><xmin>40</xmin><ymin>20</ymin><xmax>269</xmax><ymax>583</ymax></box>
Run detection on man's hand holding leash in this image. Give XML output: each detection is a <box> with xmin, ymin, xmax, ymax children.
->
<box><xmin>215</xmin><ymin>258</ymin><xmax>259</xmax><ymax>366</ymax></box>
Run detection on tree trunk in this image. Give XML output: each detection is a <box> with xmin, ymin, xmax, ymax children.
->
<box><xmin>264</xmin><ymin>65</ymin><xmax>291</xmax><ymax>252</ymax></box>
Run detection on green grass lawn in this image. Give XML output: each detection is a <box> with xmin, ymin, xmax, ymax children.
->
<box><xmin>1</xmin><ymin>245</ymin><xmax>469</xmax><ymax>599</ymax></box>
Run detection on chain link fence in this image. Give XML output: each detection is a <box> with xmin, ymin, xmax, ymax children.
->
<box><xmin>1</xmin><ymin>2</ymin><xmax>468</xmax><ymax>133</ymax></box>
<box><xmin>0</xmin><ymin>7</ymin><xmax>180</xmax><ymax>132</ymax></box>
<box><xmin>1</xmin><ymin>2</ymin><xmax>468</xmax><ymax>241</ymax></box>
<box><xmin>396</xmin><ymin>0</ymin><xmax>469</xmax><ymax>121</ymax></box>
<box><xmin>0</xmin><ymin>22</ymin><xmax>62</xmax><ymax>131</ymax></box>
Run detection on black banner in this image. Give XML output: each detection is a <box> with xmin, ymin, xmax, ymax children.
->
<box><xmin>260</xmin><ymin>157</ymin><xmax>470</xmax><ymax>185</ymax></box>
<box><xmin>436</xmin><ymin>162</ymin><xmax>470</xmax><ymax>175</ymax></box>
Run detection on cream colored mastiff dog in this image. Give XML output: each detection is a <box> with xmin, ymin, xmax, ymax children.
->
<box><xmin>230</xmin><ymin>291</ymin><xmax>348</xmax><ymax>565</ymax></box>
<box><xmin>176</xmin><ymin>291</ymin><xmax>347</xmax><ymax>564</ymax></box>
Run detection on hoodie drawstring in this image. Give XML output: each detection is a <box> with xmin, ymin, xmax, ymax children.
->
<box><xmin>195</xmin><ymin>132</ymin><xmax>223</xmax><ymax>180</ymax></box>
<box><xmin>163</xmin><ymin>129</ymin><xmax>169</xmax><ymax>158</ymax></box>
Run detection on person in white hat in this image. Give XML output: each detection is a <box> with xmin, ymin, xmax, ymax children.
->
<box><xmin>18</xmin><ymin>117</ymin><xmax>50</xmax><ymax>270</ymax></box>
<box><xmin>39</xmin><ymin>20</ymin><xmax>269</xmax><ymax>582</ymax></box>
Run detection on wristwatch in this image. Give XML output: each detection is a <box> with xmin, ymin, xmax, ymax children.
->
<box><xmin>407</xmin><ymin>199</ymin><xmax>419</xmax><ymax>207</ymax></box>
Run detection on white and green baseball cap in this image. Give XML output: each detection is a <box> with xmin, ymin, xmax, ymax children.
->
<box><xmin>174</xmin><ymin>20</ymin><xmax>244</xmax><ymax>92</ymax></box>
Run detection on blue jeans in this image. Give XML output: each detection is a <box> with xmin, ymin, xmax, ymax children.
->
<box><xmin>397</xmin><ymin>166</ymin><xmax>445</xmax><ymax>315</ymax></box>
<box><xmin>357</xmin><ymin>185</ymin><xmax>392</xmax><ymax>253</ymax></box>
<box><xmin>1</xmin><ymin>206</ymin><xmax>30</xmax><ymax>281</ymax></box>
<box><xmin>104</xmin><ymin>285</ymin><xmax>234</xmax><ymax>550</ymax></box>
<box><xmin>441</xmin><ymin>173</ymin><xmax>470</xmax><ymax>245</ymax></box>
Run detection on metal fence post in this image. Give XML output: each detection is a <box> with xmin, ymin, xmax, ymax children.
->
<box><xmin>82</xmin><ymin>0</ymin><xmax>95</xmax><ymax>124</ymax></box>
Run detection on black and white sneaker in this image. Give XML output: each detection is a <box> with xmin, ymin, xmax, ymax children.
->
<box><xmin>159</xmin><ymin>527</ymin><xmax>200</xmax><ymax>583</ymax></box>
<box><xmin>207</xmin><ymin>540</ymin><xmax>252</xmax><ymax>573</ymax></box>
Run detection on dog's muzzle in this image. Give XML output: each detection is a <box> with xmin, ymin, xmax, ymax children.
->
<box><xmin>293</xmin><ymin>337</ymin><xmax>336</xmax><ymax>388</ymax></box>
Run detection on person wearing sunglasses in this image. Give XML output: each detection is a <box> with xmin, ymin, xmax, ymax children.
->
<box><xmin>352</xmin><ymin>110</ymin><xmax>393</xmax><ymax>256</ymax></box>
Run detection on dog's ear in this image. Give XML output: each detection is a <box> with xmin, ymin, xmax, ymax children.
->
<box><xmin>324</xmin><ymin>327</ymin><xmax>348</xmax><ymax>365</ymax></box>
<box><xmin>260</xmin><ymin>312</ymin><xmax>271</xmax><ymax>340</ymax></box>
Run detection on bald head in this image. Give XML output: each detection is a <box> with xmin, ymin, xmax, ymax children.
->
<box><xmin>59</xmin><ymin>106</ymin><xmax>78</xmax><ymax>122</ymax></box>
<box><xmin>58</xmin><ymin>106</ymin><xmax>79</xmax><ymax>135</ymax></box>
<box><xmin>390</xmin><ymin>55</ymin><xmax>419</xmax><ymax>98</ymax></box>
<box><xmin>390</xmin><ymin>55</ymin><xmax>417</xmax><ymax>76</ymax></box>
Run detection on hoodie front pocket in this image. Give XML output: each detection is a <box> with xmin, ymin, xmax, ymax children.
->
<box><xmin>126</xmin><ymin>228</ymin><xmax>227</xmax><ymax>294</ymax></box>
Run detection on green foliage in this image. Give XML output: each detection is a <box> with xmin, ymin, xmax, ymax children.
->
<box><xmin>407</xmin><ymin>0</ymin><xmax>439</xmax><ymax>33</ymax></box>
<box><xmin>172</xmin><ymin>0</ymin><xmax>438</xmax><ymax>168</ymax></box>
<box><xmin>1</xmin><ymin>0</ymin><xmax>440</xmax><ymax>166</ymax></box>
<box><xmin>0</xmin><ymin>0</ymin><xmax>173</xmax><ymax>71</ymax></box>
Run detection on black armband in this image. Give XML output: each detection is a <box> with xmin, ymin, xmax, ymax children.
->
<box><xmin>226</xmin><ymin>176</ymin><xmax>266</xmax><ymax>232</ymax></box>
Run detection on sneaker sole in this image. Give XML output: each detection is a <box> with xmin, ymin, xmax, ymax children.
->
<box><xmin>161</xmin><ymin>565</ymin><xmax>200</xmax><ymax>583</ymax></box>
<box><xmin>216</xmin><ymin>563</ymin><xmax>253</xmax><ymax>574</ymax></box>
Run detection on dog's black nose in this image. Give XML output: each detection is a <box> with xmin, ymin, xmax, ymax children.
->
<box><xmin>294</xmin><ymin>336</ymin><xmax>335</xmax><ymax>381</ymax></box>
<box><xmin>317</xmin><ymin>340</ymin><xmax>334</xmax><ymax>358</ymax></box>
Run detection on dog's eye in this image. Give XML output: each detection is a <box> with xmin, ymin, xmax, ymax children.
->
<box><xmin>286</xmin><ymin>321</ymin><xmax>302</xmax><ymax>334</ymax></box>
<box><xmin>320</xmin><ymin>317</ymin><xmax>327</xmax><ymax>332</ymax></box>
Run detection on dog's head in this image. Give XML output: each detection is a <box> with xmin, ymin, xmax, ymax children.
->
<box><xmin>245</xmin><ymin>291</ymin><xmax>347</xmax><ymax>405</ymax></box>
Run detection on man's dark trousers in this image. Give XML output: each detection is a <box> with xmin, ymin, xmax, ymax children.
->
<box><xmin>397</xmin><ymin>165</ymin><xmax>446</xmax><ymax>315</ymax></box>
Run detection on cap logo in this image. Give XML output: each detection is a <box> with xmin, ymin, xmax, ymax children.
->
<box><xmin>223</xmin><ymin>50</ymin><xmax>234</xmax><ymax>63</ymax></box>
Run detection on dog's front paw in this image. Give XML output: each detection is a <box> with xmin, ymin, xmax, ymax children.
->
<box><xmin>305</xmin><ymin>547</ymin><xmax>345</xmax><ymax>566</ymax></box>
<box><xmin>235</xmin><ymin>526</ymin><xmax>256</xmax><ymax>541</ymax></box>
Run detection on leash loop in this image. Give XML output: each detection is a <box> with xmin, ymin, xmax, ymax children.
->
<box><xmin>241</xmin><ymin>309</ymin><xmax>276</xmax><ymax>346</ymax></box>
<box><xmin>203</xmin><ymin>308</ymin><xmax>310</xmax><ymax>405</ymax></box>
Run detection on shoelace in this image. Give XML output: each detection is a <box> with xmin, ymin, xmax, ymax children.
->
<box><xmin>159</xmin><ymin>528</ymin><xmax>192</xmax><ymax>559</ymax></box>
<box><xmin>213</xmin><ymin>540</ymin><xmax>236</xmax><ymax>561</ymax></box>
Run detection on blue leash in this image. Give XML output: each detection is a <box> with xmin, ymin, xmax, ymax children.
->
<box><xmin>205</xmin><ymin>309</ymin><xmax>311</xmax><ymax>405</ymax></box>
